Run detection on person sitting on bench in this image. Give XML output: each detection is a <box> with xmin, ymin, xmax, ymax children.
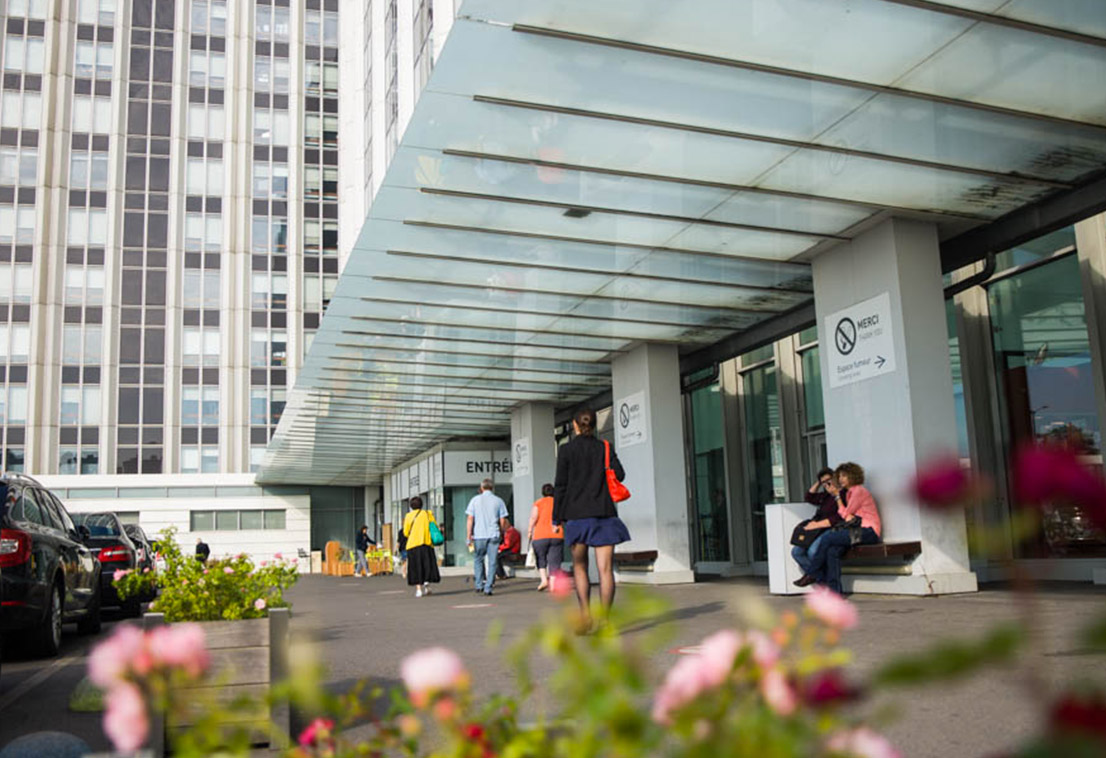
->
<box><xmin>495</xmin><ymin>519</ymin><xmax>522</xmax><ymax>579</ymax></box>
<box><xmin>797</xmin><ymin>462</ymin><xmax>882</xmax><ymax>594</ymax></box>
<box><xmin>792</xmin><ymin>467</ymin><xmax>845</xmax><ymax>585</ymax></box>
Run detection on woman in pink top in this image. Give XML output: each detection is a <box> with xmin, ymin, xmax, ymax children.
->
<box><xmin>798</xmin><ymin>462</ymin><xmax>882</xmax><ymax>595</ymax></box>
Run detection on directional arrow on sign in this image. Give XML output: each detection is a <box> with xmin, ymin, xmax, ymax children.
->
<box><xmin>875</xmin><ymin>355</ymin><xmax>886</xmax><ymax>369</ymax></box>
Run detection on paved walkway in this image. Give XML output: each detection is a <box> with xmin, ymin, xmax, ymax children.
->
<box><xmin>286</xmin><ymin>573</ymin><xmax>1106</xmax><ymax>758</ymax></box>
<box><xmin>1</xmin><ymin>574</ymin><xmax>1102</xmax><ymax>756</ymax></box>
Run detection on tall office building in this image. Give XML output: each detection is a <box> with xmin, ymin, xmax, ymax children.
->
<box><xmin>0</xmin><ymin>0</ymin><xmax>342</xmax><ymax>478</ymax></box>
<box><xmin>0</xmin><ymin>0</ymin><xmax>374</xmax><ymax>556</ymax></box>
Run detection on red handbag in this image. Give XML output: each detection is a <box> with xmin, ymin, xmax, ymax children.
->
<box><xmin>604</xmin><ymin>440</ymin><xmax>630</xmax><ymax>503</ymax></box>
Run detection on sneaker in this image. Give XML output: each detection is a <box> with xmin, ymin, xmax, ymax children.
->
<box><xmin>415</xmin><ymin>586</ymin><xmax>423</xmax><ymax>598</ymax></box>
<box><xmin>423</xmin><ymin>584</ymin><xmax>432</xmax><ymax>596</ymax></box>
<box><xmin>484</xmin><ymin>590</ymin><xmax>494</xmax><ymax>597</ymax></box>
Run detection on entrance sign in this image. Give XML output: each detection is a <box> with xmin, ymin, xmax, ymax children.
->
<box><xmin>615</xmin><ymin>391</ymin><xmax>648</xmax><ymax>448</ymax></box>
<box><xmin>825</xmin><ymin>292</ymin><xmax>897</xmax><ymax>388</ymax></box>
<box><xmin>443</xmin><ymin>450</ymin><xmax>512</xmax><ymax>484</ymax></box>
<box><xmin>512</xmin><ymin>437</ymin><xmax>531</xmax><ymax>478</ymax></box>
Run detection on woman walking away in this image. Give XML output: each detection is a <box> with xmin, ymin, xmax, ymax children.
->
<box><xmin>402</xmin><ymin>496</ymin><xmax>441</xmax><ymax>598</ymax></box>
<box><xmin>527</xmin><ymin>483</ymin><xmax>564</xmax><ymax>591</ymax></box>
<box><xmin>553</xmin><ymin>408</ymin><xmax>630</xmax><ymax>632</ymax></box>
<box><xmin>804</xmin><ymin>462</ymin><xmax>882</xmax><ymax>595</ymax></box>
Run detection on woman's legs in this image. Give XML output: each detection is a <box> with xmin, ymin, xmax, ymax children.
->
<box><xmin>537</xmin><ymin>566</ymin><xmax>549</xmax><ymax>589</ymax></box>
<box><xmin>594</xmin><ymin>544</ymin><xmax>615</xmax><ymax>614</ymax></box>
<box><xmin>571</xmin><ymin>542</ymin><xmax>591</xmax><ymax>625</ymax></box>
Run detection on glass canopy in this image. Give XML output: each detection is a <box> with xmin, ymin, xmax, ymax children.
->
<box><xmin>258</xmin><ymin>0</ymin><xmax>1106</xmax><ymax>485</ymax></box>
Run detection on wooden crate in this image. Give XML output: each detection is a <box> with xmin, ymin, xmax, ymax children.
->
<box><xmin>142</xmin><ymin>609</ymin><xmax>290</xmax><ymax>756</ymax></box>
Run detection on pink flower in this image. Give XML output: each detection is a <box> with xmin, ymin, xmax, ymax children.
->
<box><xmin>400</xmin><ymin>647</ymin><xmax>469</xmax><ymax>706</ymax></box>
<box><xmin>826</xmin><ymin>727</ymin><xmax>902</xmax><ymax>758</ymax></box>
<box><xmin>143</xmin><ymin>567</ymin><xmax>150</xmax><ymax>573</ymax></box>
<box><xmin>802</xmin><ymin>669</ymin><xmax>861</xmax><ymax>706</ymax></box>
<box><xmin>224</xmin><ymin>566</ymin><xmax>234</xmax><ymax>574</ymax></box>
<box><xmin>697</xmin><ymin>630</ymin><xmax>742</xmax><ymax>687</ymax></box>
<box><xmin>103</xmin><ymin>683</ymin><xmax>148</xmax><ymax>753</ymax></box>
<box><xmin>89</xmin><ymin>625</ymin><xmax>146</xmax><ymax>687</ymax></box>
<box><xmin>911</xmin><ymin>456</ymin><xmax>978</xmax><ymax>509</ymax></box>
<box><xmin>147</xmin><ymin>624</ymin><xmax>209</xmax><ymax>678</ymax></box>
<box><xmin>298</xmin><ymin>717</ymin><xmax>335</xmax><ymax>748</ymax></box>
<box><xmin>1013</xmin><ymin>444</ymin><xmax>1106</xmax><ymax>526</ymax></box>
<box><xmin>548</xmin><ymin>569</ymin><xmax>573</xmax><ymax>599</ymax></box>
<box><xmin>260</xmin><ymin>560</ymin><xmax>269</xmax><ymax>567</ymax></box>
<box><xmin>254</xmin><ymin>598</ymin><xmax>267</xmax><ymax>611</ymax></box>
<box><xmin>740</xmin><ymin>630</ymin><xmax>780</xmax><ymax>669</ymax></box>
<box><xmin>652</xmin><ymin>654</ymin><xmax>713</xmax><ymax>724</ymax></box>
<box><xmin>760</xmin><ymin>668</ymin><xmax>797</xmax><ymax>716</ymax></box>
<box><xmin>274</xmin><ymin>552</ymin><xmax>283</xmax><ymax>560</ymax></box>
<box><xmin>806</xmin><ymin>586</ymin><xmax>858</xmax><ymax>630</ymax></box>
<box><xmin>291</xmin><ymin>558</ymin><xmax>299</xmax><ymax>565</ymax></box>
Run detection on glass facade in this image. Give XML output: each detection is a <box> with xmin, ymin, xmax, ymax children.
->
<box><xmin>741</xmin><ymin>361</ymin><xmax>784</xmax><ymax>563</ymax></box>
<box><xmin>688</xmin><ymin>380</ymin><xmax>727</xmax><ymax>563</ymax></box>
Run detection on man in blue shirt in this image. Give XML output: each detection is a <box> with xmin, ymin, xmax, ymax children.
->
<box><xmin>466</xmin><ymin>478</ymin><xmax>510</xmax><ymax>596</ymax></box>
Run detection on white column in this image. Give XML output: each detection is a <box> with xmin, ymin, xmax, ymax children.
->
<box><xmin>813</xmin><ymin>218</ymin><xmax>977</xmax><ymax>595</ymax></box>
<box><xmin>510</xmin><ymin>402</ymin><xmax>555</xmax><ymax>548</ymax></box>
<box><xmin>610</xmin><ymin>343</ymin><xmax>694</xmax><ymax>584</ymax></box>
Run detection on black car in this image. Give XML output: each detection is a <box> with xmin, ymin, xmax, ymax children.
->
<box><xmin>123</xmin><ymin>523</ymin><xmax>156</xmax><ymax>575</ymax></box>
<box><xmin>70</xmin><ymin>512</ymin><xmax>152</xmax><ymax>616</ymax></box>
<box><xmin>0</xmin><ymin>474</ymin><xmax>102</xmax><ymax>656</ymax></box>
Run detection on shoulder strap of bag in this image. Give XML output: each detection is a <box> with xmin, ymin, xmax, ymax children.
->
<box><xmin>604</xmin><ymin>439</ymin><xmax>611</xmax><ymax>470</ymax></box>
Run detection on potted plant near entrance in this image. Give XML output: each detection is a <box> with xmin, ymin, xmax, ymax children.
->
<box><xmin>111</xmin><ymin>527</ymin><xmax>298</xmax><ymax>755</ymax></box>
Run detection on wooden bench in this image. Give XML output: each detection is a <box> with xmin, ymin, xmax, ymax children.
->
<box><xmin>499</xmin><ymin>551</ymin><xmax>525</xmax><ymax>566</ymax></box>
<box><xmin>842</xmin><ymin>541</ymin><xmax>922</xmax><ymax>576</ymax></box>
<box><xmin>614</xmin><ymin>550</ymin><xmax>659</xmax><ymax>572</ymax></box>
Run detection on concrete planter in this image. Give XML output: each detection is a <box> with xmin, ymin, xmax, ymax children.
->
<box><xmin>141</xmin><ymin>609</ymin><xmax>290</xmax><ymax>756</ymax></box>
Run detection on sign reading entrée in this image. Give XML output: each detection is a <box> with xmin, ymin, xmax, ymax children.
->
<box><xmin>615</xmin><ymin>391</ymin><xmax>648</xmax><ymax>448</ymax></box>
<box><xmin>825</xmin><ymin>292</ymin><xmax>897</xmax><ymax>388</ymax></box>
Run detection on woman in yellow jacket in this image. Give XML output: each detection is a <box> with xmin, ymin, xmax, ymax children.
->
<box><xmin>402</xmin><ymin>496</ymin><xmax>441</xmax><ymax>598</ymax></box>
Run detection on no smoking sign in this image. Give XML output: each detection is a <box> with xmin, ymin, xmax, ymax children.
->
<box><xmin>824</xmin><ymin>293</ymin><xmax>896</xmax><ymax>389</ymax></box>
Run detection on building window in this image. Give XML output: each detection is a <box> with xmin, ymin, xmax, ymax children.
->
<box><xmin>77</xmin><ymin>0</ymin><xmax>116</xmax><ymax>26</ymax></box>
<box><xmin>182</xmin><ymin>328</ymin><xmax>221</xmax><ymax>367</ymax></box>
<box><xmin>190</xmin><ymin>509</ymin><xmax>287</xmax><ymax>530</ymax></box>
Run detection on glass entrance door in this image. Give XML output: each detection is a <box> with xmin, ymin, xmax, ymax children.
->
<box><xmin>688</xmin><ymin>380</ymin><xmax>729</xmax><ymax>565</ymax></box>
<box><xmin>988</xmin><ymin>252</ymin><xmax>1106</xmax><ymax>557</ymax></box>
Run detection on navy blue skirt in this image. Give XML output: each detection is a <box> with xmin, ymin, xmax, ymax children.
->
<box><xmin>564</xmin><ymin>516</ymin><xmax>631</xmax><ymax>547</ymax></box>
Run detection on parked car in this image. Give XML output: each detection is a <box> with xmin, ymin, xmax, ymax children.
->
<box><xmin>123</xmin><ymin>523</ymin><xmax>156</xmax><ymax>575</ymax></box>
<box><xmin>0</xmin><ymin>474</ymin><xmax>102</xmax><ymax>656</ymax></box>
<box><xmin>69</xmin><ymin>512</ymin><xmax>153</xmax><ymax>617</ymax></box>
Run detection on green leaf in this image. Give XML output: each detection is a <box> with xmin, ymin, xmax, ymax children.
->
<box><xmin>874</xmin><ymin>623</ymin><xmax>1024</xmax><ymax>686</ymax></box>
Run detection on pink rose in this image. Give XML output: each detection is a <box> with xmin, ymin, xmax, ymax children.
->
<box><xmin>1013</xmin><ymin>444</ymin><xmax>1106</xmax><ymax>526</ymax></box>
<box><xmin>274</xmin><ymin>552</ymin><xmax>283</xmax><ymax>560</ymax></box>
<box><xmin>760</xmin><ymin>668</ymin><xmax>797</xmax><ymax>715</ymax></box>
<box><xmin>298</xmin><ymin>717</ymin><xmax>335</xmax><ymax>748</ymax></box>
<box><xmin>548</xmin><ymin>569</ymin><xmax>573</xmax><ymax>599</ymax></box>
<box><xmin>805</xmin><ymin>586</ymin><xmax>858</xmax><ymax>630</ymax></box>
<box><xmin>291</xmin><ymin>558</ymin><xmax>299</xmax><ymax>565</ymax></box>
<box><xmin>400</xmin><ymin>647</ymin><xmax>469</xmax><ymax>706</ymax></box>
<box><xmin>224</xmin><ymin>566</ymin><xmax>234</xmax><ymax>574</ymax></box>
<box><xmin>103</xmin><ymin>683</ymin><xmax>149</xmax><ymax>753</ymax></box>
<box><xmin>697</xmin><ymin>630</ymin><xmax>742</xmax><ymax>687</ymax></box>
<box><xmin>147</xmin><ymin>624</ymin><xmax>209</xmax><ymax>678</ymax></box>
<box><xmin>911</xmin><ymin>456</ymin><xmax>977</xmax><ymax>509</ymax></box>
<box><xmin>826</xmin><ymin>727</ymin><xmax>902</xmax><ymax>758</ymax></box>
<box><xmin>740</xmin><ymin>630</ymin><xmax>781</xmax><ymax>669</ymax></box>
<box><xmin>802</xmin><ymin>669</ymin><xmax>860</xmax><ymax>706</ymax></box>
<box><xmin>652</xmin><ymin>654</ymin><xmax>714</xmax><ymax>724</ymax></box>
<box><xmin>254</xmin><ymin>598</ymin><xmax>267</xmax><ymax>611</ymax></box>
<box><xmin>260</xmin><ymin>560</ymin><xmax>269</xmax><ymax>567</ymax></box>
<box><xmin>112</xmin><ymin>569</ymin><xmax>131</xmax><ymax>582</ymax></box>
<box><xmin>89</xmin><ymin>625</ymin><xmax>146</xmax><ymax>687</ymax></box>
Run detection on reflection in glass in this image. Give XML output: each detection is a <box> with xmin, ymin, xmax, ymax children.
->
<box><xmin>689</xmin><ymin>381</ymin><xmax>728</xmax><ymax>563</ymax></box>
<box><xmin>743</xmin><ymin>363</ymin><xmax>784</xmax><ymax>562</ymax></box>
<box><xmin>988</xmin><ymin>252</ymin><xmax>1104</xmax><ymax>557</ymax></box>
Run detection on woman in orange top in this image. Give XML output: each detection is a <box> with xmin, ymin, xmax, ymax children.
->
<box><xmin>526</xmin><ymin>483</ymin><xmax>564</xmax><ymax>591</ymax></box>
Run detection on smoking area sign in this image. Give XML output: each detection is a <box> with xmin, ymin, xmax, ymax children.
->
<box><xmin>615</xmin><ymin>391</ymin><xmax>648</xmax><ymax>448</ymax></box>
<box><xmin>825</xmin><ymin>292</ymin><xmax>896</xmax><ymax>388</ymax></box>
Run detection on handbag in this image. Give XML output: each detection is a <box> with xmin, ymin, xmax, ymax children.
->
<box><xmin>604</xmin><ymin>440</ymin><xmax>630</xmax><ymax>503</ymax></box>
<box><xmin>422</xmin><ymin>510</ymin><xmax>445</xmax><ymax>547</ymax></box>
<box><xmin>791</xmin><ymin>519</ymin><xmax>828</xmax><ymax>548</ymax></box>
<box><xmin>524</xmin><ymin>546</ymin><xmax>537</xmax><ymax>569</ymax></box>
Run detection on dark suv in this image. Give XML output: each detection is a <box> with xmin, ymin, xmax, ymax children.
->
<box><xmin>0</xmin><ymin>474</ymin><xmax>102</xmax><ymax>656</ymax></box>
<box><xmin>70</xmin><ymin>512</ymin><xmax>152</xmax><ymax>616</ymax></box>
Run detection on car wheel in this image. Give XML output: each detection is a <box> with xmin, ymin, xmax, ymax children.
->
<box><xmin>38</xmin><ymin>584</ymin><xmax>63</xmax><ymax>657</ymax></box>
<box><xmin>77</xmin><ymin>589</ymin><xmax>102</xmax><ymax>635</ymax></box>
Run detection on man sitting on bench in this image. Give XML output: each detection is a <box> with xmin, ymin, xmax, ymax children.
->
<box><xmin>797</xmin><ymin>462</ymin><xmax>882</xmax><ymax>595</ymax></box>
<box><xmin>495</xmin><ymin>519</ymin><xmax>522</xmax><ymax>579</ymax></box>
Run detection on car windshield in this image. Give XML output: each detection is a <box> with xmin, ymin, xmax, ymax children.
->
<box><xmin>124</xmin><ymin>526</ymin><xmax>146</xmax><ymax>543</ymax></box>
<box><xmin>71</xmin><ymin>513</ymin><xmax>122</xmax><ymax>537</ymax></box>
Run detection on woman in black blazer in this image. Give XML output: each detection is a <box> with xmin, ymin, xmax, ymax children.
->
<box><xmin>553</xmin><ymin>407</ymin><xmax>630</xmax><ymax>631</ymax></box>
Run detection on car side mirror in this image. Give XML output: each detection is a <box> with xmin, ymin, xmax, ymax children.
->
<box><xmin>77</xmin><ymin>524</ymin><xmax>92</xmax><ymax>542</ymax></box>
